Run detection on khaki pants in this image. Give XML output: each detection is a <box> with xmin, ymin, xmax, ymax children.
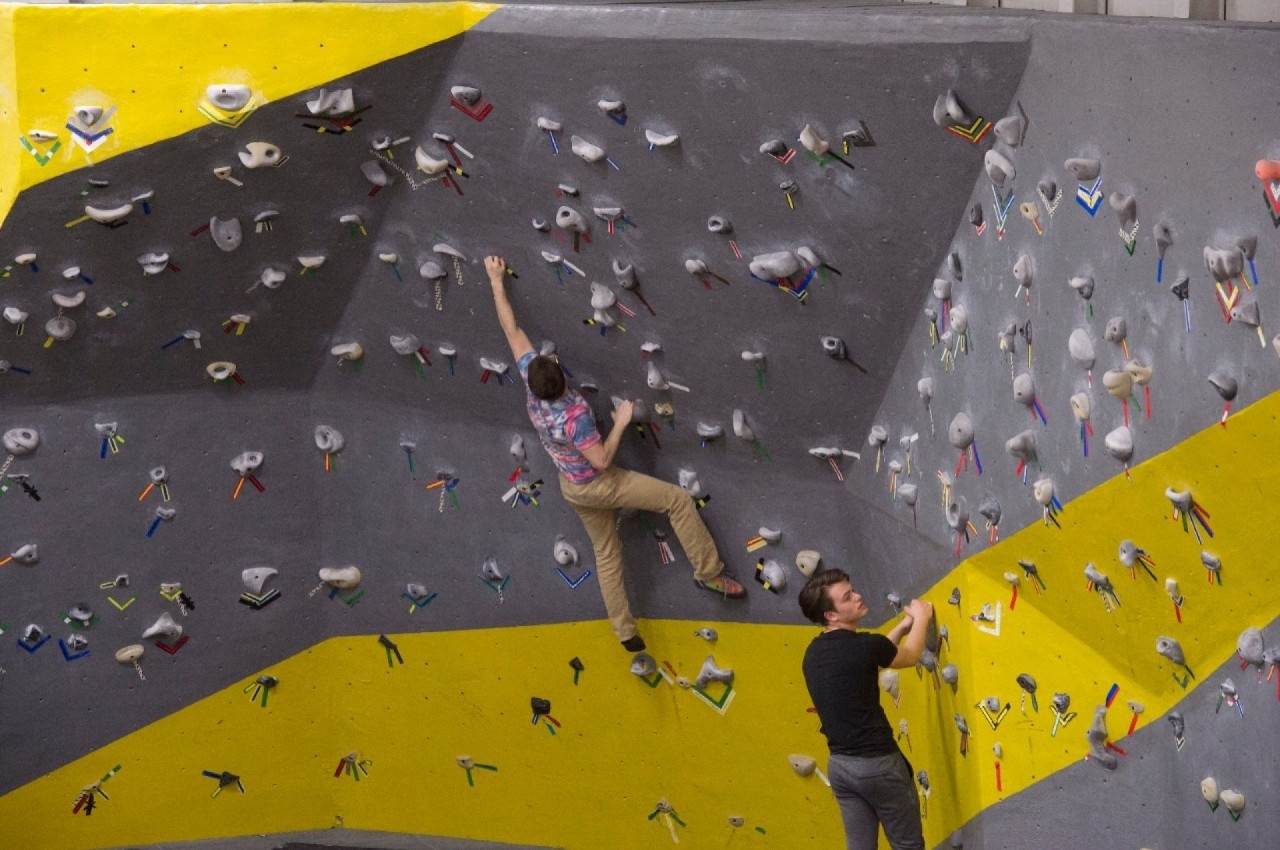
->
<box><xmin>559</xmin><ymin>467</ymin><xmax>724</xmax><ymax>641</ymax></box>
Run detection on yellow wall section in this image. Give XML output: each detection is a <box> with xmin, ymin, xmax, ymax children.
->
<box><xmin>0</xmin><ymin>1</ymin><xmax>498</xmax><ymax>226</ymax></box>
<box><xmin>2</xmin><ymin>383</ymin><xmax>1277</xmax><ymax>850</ymax></box>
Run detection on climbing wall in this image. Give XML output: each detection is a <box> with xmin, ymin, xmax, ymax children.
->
<box><xmin>0</xmin><ymin>4</ymin><xmax>1276</xmax><ymax>850</ymax></box>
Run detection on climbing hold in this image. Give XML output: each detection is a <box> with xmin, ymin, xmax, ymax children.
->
<box><xmin>1237</xmin><ymin>627</ymin><xmax>1265</xmax><ymax>666</ymax></box>
<box><xmin>644</xmin><ymin>129</ymin><xmax>679</xmax><ymax>148</ymax></box>
<box><xmin>142</xmin><ymin>612</ymin><xmax>183</xmax><ymax>641</ymax></box>
<box><xmin>569</xmin><ymin>135</ymin><xmax>606</xmax><ymax>164</ymax></box>
<box><xmin>631</xmin><ymin>653</ymin><xmax>656</xmax><ymax>677</ymax></box>
<box><xmin>206</xmin><ymin>84</ymin><xmax>251</xmax><ymax>112</ymax></box>
<box><xmin>314</xmin><ymin>425</ymin><xmax>344</xmax><ymax>455</ymax></box>
<box><xmin>947</xmin><ymin>413</ymin><xmax>974</xmax><ymax>450</ymax></box>
<box><xmin>331</xmin><ymin>343</ymin><xmax>364</xmax><ymax>363</ymax></box>
<box><xmin>993</xmin><ymin>102</ymin><xmax>1027</xmax><ymax>147</ymax></box>
<box><xmin>241</xmin><ymin>567</ymin><xmax>277</xmax><ymax>596</ymax></box>
<box><xmin>1085</xmin><ymin>705</ymin><xmax>1117</xmax><ymax>770</ymax></box>
<box><xmin>1208</xmin><ymin>372</ymin><xmax>1237</xmax><ymax>402</ymax></box>
<box><xmin>795</xmin><ymin>550</ymin><xmax>822</xmax><ymax>578</ymax></box>
<box><xmin>748</xmin><ymin>251</ymin><xmax>802</xmax><ymax>281</ymax></box>
<box><xmin>695</xmin><ymin>656</ymin><xmax>733</xmax><ymax>689</ymax></box>
<box><xmin>306</xmin><ymin>88</ymin><xmax>355</xmax><ymax>116</ymax></box>
<box><xmin>1155</xmin><ymin>636</ymin><xmax>1186</xmax><ymax>666</ymax></box>
<box><xmin>1064</xmin><ymin>158</ymin><xmax>1101</xmax><ymax>181</ymax></box>
<box><xmin>318</xmin><ymin>566</ymin><xmax>362</xmax><ymax>590</ymax></box>
<box><xmin>209</xmin><ymin>217</ymin><xmax>242</xmax><ymax>252</ymax></box>
<box><xmin>553</xmin><ymin>535</ymin><xmax>578</xmax><ymax>568</ymax></box>
<box><xmin>1103</xmin><ymin>427</ymin><xmax>1133</xmax><ymax>462</ymax></box>
<box><xmin>983</xmin><ymin>149</ymin><xmax>1015</xmax><ymax>189</ymax></box>
<box><xmin>1067</xmin><ymin>329</ymin><xmax>1095</xmax><ymax>371</ymax></box>
<box><xmin>238</xmin><ymin>142</ymin><xmax>284</xmax><ymax>169</ymax></box>
<box><xmin>230</xmin><ymin>451</ymin><xmax>264</xmax><ymax>477</ymax></box>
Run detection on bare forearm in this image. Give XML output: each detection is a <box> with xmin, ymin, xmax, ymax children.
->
<box><xmin>886</xmin><ymin>616</ymin><xmax>913</xmax><ymax>645</ymax></box>
<box><xmin>491</xmin><ymin>284</ymin><xmax>519</xmax><ymax>338</ymax></box>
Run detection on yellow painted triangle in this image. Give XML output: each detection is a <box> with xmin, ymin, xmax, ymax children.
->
<box><xmin>0</xmin><ymin>2</ymin><xmax>500</xmax><ymax>226</ymax></box>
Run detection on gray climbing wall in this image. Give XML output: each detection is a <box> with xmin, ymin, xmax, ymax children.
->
<box><xmin>0</xmin><ymin>7</ymin><xmax>1025</xmax><ymax>798</ymax></box>
<box><xmin>0</xmin><ymin>4</ymin><xmax>1278</xmax><ymax>850</ymax></box>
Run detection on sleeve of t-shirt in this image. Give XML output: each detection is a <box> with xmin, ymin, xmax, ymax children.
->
<box><xmin>868</xmin><ymin>634</ymin><xmax>897</xmax><ymax>668</ymax></box>
<box><xmin>516</xmin><ymin>350</ymin><xmax>536</xmax><ymax>384</ymax></box>
<box><xmin>566</xmin><ymin>404</ymin><xmax>602</xmax><ymax>450</ymax></box>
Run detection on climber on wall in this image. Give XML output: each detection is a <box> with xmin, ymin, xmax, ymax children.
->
<box><xmin>799</xmin><ymin>569</ymin><xmax>933</xmax><ymax>850</ymax></box>
<box><xmin>485</xmin><ymin>255</ymin><xmax>746</xmax><ymax>653</ymax></box>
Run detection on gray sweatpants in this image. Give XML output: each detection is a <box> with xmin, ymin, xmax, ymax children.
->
<box><xmin>828</xmin><ymin>751</ymin><xmax>925</xmax><ymax>850</ymax></box>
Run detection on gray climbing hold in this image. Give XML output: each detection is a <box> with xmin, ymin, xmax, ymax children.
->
<box><xmin>1208</xmin><ymin>372</ymin><xmax>1237</xmax><ymax>401</ymax></box>
<box><xmin>707</xmin><ymin>216</ymin><xmax>732</xmax><ymax>234</ymax></box>
<box><xmin>1005</xmin><ymin>429</ymin><xmax>1037</xmax><ymax>461</ymax></box>
<box><xmin>1237</xmin><ymin>627</ymin><xmax>1265</xmax><ymax>666</ymax></box>
<box><xmin>51</xmin><ymin>290</ymin><xmax>85</xmax><ymax>310</ymax></box>
<box><xmin>931</xmin><ymin>89</ymin><xmax>970</xmax><ymax>128</ymax></box>
<box><xmin>795</xmin><ymin>550</ymin><xmax>822</xmax><ymax>579</ymax></box>
<box><xmin>1154</xmin><ymin>223</ymin><xmax>1173</xmax><ymax>258</ymax></box>
<box><xmin>450</xmin><ymin>85</ymin><xmax>481</xmax><ymax>106</ymax></box>
<box><xmin>983</xmin><ymin>149</ymin><xmax>1015</xmax><ymax>189</ymax></box>
<box><xmin>945</xmin><ymin>498</ymin><xmax>969</xmax><ymax>532</ymax></box>
<box><xmin>759</xmin><ymin>139</ymin><xmax>788</xmax><ymax>157</ymax></box>
<box><xmin>1012</xmin><ymin>374</ymin><xmax>1036</xmax><ymax>408</ymax></box>
<box><xmin>1109</xmin><ymin>193</ymin><xmax>1137</xmax><ymax>231</ymax></box>
<box><xmin>631</xmin><ymin>653</ymin><xmax>657</xmax><ymax>677</ymax></box>
<box><xmin>1155</xmin><ymin>636</ymin><xmax>1185</xmax><ymax>666</ymax></box>
<box><xmin>593</xmin><ymin>206</ymin><xmax>622</xmax><ymax>223</ymax></box>
<box><xmin>1203</xmin><ymin>245</ymin><xmax>1244</xmax><ymax>280</ymax></box>
<box><xmin>209</xmin><ymin>217</ymin><xmax>242</xmax><ymax>252</ymax></box>
<box><xmin>536</xmin><ymin>116</ymin><xmax>561</xmax><ymax>132</ymax></box>
<box><xmin>757</xmin><ymin>559</ymin><xmax>786</xmax><ymax>591</ymax></box>
<box><xmin>85</xmin><ymin>204</ymin><xmax>133</xmax><ymax>225</ymax></box>
<box><xmin>1237</xmin><ymin>234</ymin><xmax>1257</xmax><ymax>262</ymax></box>
<box><xmin>414</xmin><ymin>146</ymin><xmax>450</xmax><ymax>175</ymax></box>
<box><xmin>419</xmin><ymin>261</ymin><xmax>447</xmax><ymax>281</ymax></box>
<box><xmin>207</xmin><ymin>84</ymin><xmax>251</xmax><ymax>112</ymax></box>
<box><xmin>553</xmin><ymin>535</ymin><xmax>578</xmax><ymax>568</ymax></box>
<box><xmin>1084</xmin><ymin>563</ymin><xmax>1111</xmax><ymax>590</ymax></box>
<box><xmin>569</xmin><ymin>135</ymin><xmax>606</xmax><ymax>163</ymax></box>
<box><xmin>644</xmin><ymin>129</ymin><xmax>679</xmax><ymax>148</ymax></box>
<box><xmin>748</xmin><ymin>251</ymin><xmax>801</xmax><ymax>280</ymax></box>
<box><xmin>940</xmin><ymin>664</ymin><xmax>958</xmax><ymax>687</ymax></box>
<box><xmin>241</xmin><ymin>567</ymin><xmax>277</xmax><ymax>595</ymax></box>
<box><xmin>314</xmin><ymin>425</ymin><xmax>344</xmax><ymax>454</ymax></box>
<box><xmin>433</xmin><ymin>243</ymin><xmax>466</xmax><ymax>261</ymax></box>
<box><xmin>142</xmin><ymin>612</ymin><xmax>183</xmax><ymax>641</ymax></box>
<box><xmin>138</xmin><ymin>252</ymin><xmax>170</xmax><ymax>275</ymax></box>
<box><xmin>230</xmin><ymin>451</ymin><xmax>264</xmax><ymax>476</ymax></box>
<box><xmin>968</xmin><ymin>204</ymin><xmax>984</xmax><ymax>228</ymax></box>
<box><xmin>556</xmin><ymin>206</ymin><xmax>589</xmax><ymax>233</ymax></box>
<box><xmin>932</xmin><ymin>277</ymin><xmax>952</xmax><ymax>300</ymax></box>
<box><xmin>947</xmin><ymin>412</ymin><xmax>974</xmax><ymax>450</ymax></box>
<box><xmin>732</xmin><ymin>410</ymin><xmax>755</xmax><ymax>442</ymax></box>
<box><xmin>1038</xmin><ymin>178</ymin><xmax>1058</xmax><ymax>202</ymax></box>
<box><xmin>978</xmin><ymin>496</ymin><xmax>1001</xmax><ymax>526</ymax></box>
<box><xmin>360</xmin><ymin>160</ymin><xmax>389</xmax><ymax>187</ymax></box>
<box><xmin>1012</xmin><ymin>255</ymin><xmax>1033</xmax><ymax>289</ymax></box>
<box><xmin>1103</xmin><ymin>427</ymin><xmax>1133</xmax><ymax>462</ymax></box>
<box><xmin>1069</xmin><ymin>275</ymin><xmax>1095</xmax><ymax>301</ymax></box>
<box><xmin>307</xmin><ymin>88</ymin><xmax>354</xmax><ymax>116</ymax></box>
<box><xmin>590</xmin><ymin>282</ymin><xmax>617</xmax><ymax>310</ymax></box>
<box><xmin>695</xmin><ymin>656</ymin><xmax>734</xmax><ymax>689</ymax></box>
<box><xmin>1068</xmin><ymin>329</ymin><xmax>1095</xmax><ymax>370</ymax></box>
<box><xmin>993</xmin><ymin>102</ymin><xmax>1027</xmax><ymax>147</ymax></box>
<box><xmin>45</xmin><ymin>316</ymin><xmax>76</xmax><ymax>341</ymax></box>
<box><xmin>1064</xmin><ymin>157</ymin><xmax>1101</xmax><ymax>181</ymax></box>
<box><xmin>1085</xmin><ymin>705</ymin><xmax>1117</xmax><ymax>770</ymax></box>
<box><xmin>612</xmin><ymin>260</ymin><xmax>638</xmax><ymax>289</ymax></box>
<box><xmin>867</xmin><ymin>425</ymin><xmax>888</xmax><ymax>449</ymax></box>
<box><xmin>897</xmin><ymin>483</ymin><xmax>918</xmax><ymax>507</ymax></box>
<box><xmin>10</xmin><ymin>543</ymin><xmax>38</xmax><ymax>565</ymax></box>
<box><xmin>1103</xmin><ymin>317</ymin><xmax>1127</xmax><ymax>346</ymax></box>
<box><xmin>390</xmin><ymin>334</ymin><xmax>420</xmax><ymax>356</ymax></box>
<box><xmin>1229</xmin><ymin>299</ymin><xmax>1261</xmax><ymax>328</ymax></box>
<box><xmin>3</xmin><ymin>307</ymin><xmax>28</xmax><ymax>327</ymax></box>
<box><xmin>696</xmin><ymin>422</ymin><xmax>723</xmax><ymax>441</ymax></box>
<box><xmin>820</xmin><ymin>336</ymin><xmax>846</xmax><ymax>359</ymax></box>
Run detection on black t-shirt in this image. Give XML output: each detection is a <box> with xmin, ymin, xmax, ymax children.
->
<box><xmin>802</xmin><ymin>629</ymin><xmax>899</xmax><ymax>757</ymax></box>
